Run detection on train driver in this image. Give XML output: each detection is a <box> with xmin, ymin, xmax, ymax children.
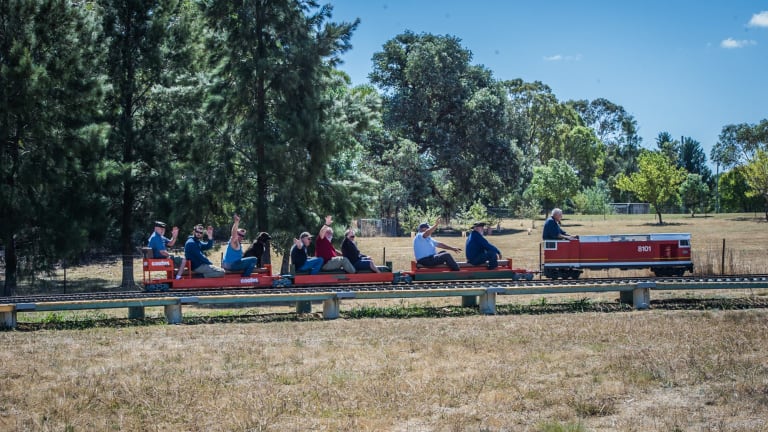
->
<box><xmin>543</xmin><ymin>208</ymin><xmax>578</xmax><ymax>241</ymax></box>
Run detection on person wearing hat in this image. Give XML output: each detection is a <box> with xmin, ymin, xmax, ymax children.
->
<box><xmin>291</xmin><ymin>231</ymin><xmax>323</xmax><ymax>274</ymax></box>
<box><xmin>413</xmin><ymin>217</ymin><xmax>461</xmax><ymax>271</ymax></box>
<box><xmin>222</xmin><ymin>214</ymin><xmax>258</xmax><ymax>277</ymax></box>
<box><xmin>243</xmin><ymin>231</ymin><xmax>272</xmax><ymax>267</ymax></box>
<box><xmin>184</xmin><ymin>223</ymin><xmax>225</xmax><ymax>278</ymax></box>
<box><xmin>465</xmin><ymin>222</ymin><xmax>502</xmax><ymax>269</ymax></box>
<box><xmin>147</xmin><ymin>221</ymin><xmax>186</xmax><ymax>279</ymax></box>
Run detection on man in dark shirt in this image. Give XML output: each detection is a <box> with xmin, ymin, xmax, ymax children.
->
<box><xmin>542</xmin><ymin>208</ymin><xmax>577</xmax><ymax>240</ymax></box>
<box><xmin>465</xmin><ymin>222</ymin><xmax>502</xmax><ymax>269</ymax></box>
<box><xmin>184</xmin><ymin>224</ymin><xmax>225</xmax><ymax>277</ymax></box>
<box><xmin>290</xmin><ymin>232</ymin><xmax>323</xmax><ymax>275</ymax></box>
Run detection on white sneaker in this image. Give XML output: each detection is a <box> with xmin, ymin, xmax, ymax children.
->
<box><xmin>176</xmin><ymin>275</ymin><xmax>182</xmax><ymax>280</ymax></box>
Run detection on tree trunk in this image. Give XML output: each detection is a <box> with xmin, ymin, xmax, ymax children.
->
<box><xmin>2</xmin><ymin>235</ymin><xmax>17</xmax><ymax>297</ymax></box>
<box><xmin>120</xmin><ymin>185</ymin><xmax>135</xmax><ymax>289</ymax></box>
<box><xmin>657</xmin><ymin>211</ymin><xmax>664</xmax><ymax>225</ymax></box>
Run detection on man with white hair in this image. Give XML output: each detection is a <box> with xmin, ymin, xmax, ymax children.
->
<box><xmin>542</xmin><ymin>208</ymin><xmax>577</xmax><ymax>240</ymax></box>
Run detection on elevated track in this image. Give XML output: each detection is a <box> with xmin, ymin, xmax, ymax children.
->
<box><xmin>2</xmin><ymin>274</ymin><xmax>768</xmax><ymax>328</ymax></box>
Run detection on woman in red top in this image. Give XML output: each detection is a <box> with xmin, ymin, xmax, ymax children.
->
<box><xmin>315</xmin><ymin>215</ymin><xmax>355</xmax><ymax>273</ymax></box>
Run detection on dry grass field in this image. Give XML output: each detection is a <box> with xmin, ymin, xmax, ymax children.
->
<box><xmin>2</xmin><ymin>213</ymin><xmax>768</xmax><ymax>431</ymax></box>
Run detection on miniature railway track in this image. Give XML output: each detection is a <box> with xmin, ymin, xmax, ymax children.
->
<box><xmin>2</xmin><ymin>274</ymin><xmax>768</xmax><ymax>305</ymax></box>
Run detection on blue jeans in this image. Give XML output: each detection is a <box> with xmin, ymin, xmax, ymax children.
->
<box><xmin>353</xmin><ymin>259</ymin><xmax>374</xmax><ymax>271</ymax></box>
<box><xmin>298</xmin><ymin>257</ymin><xmax>323</xmax><ymax>275</ymax></box>
<box><xmin>468</xmin><ymin>250</ymin><xmax>498</xmax><ymax>269</ymax></box>
<box><xmin>223</xmin><ymin>257</ymin><xmax>258</xmax><ymax>276</ymax></box>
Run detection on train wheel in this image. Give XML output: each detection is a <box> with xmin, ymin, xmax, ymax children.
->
<box><xmin>569</xmin><ymin>270</ymin><xmax>581</xmax><ymax>279</ymax></box>
<box><xmin>525</xmin><ymin>273</ymin><xmax>534</xmax><ymax>281</ymax></box>
<box><xmin>511</xmin><ymin>273</ymin><xmax>520</xmax><ymax>281</ymax></box>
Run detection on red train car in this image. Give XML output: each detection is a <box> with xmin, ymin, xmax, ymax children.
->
<box><xmin>542</xmin><ymin>233</ymin><xmax>693</xmax><ymax>279</ymax></box>
<box><xmin>142</xmin><ymin>257</ymin><xmax>276</xmax><ymax>291</ymax></box>
<box><xmin>406</xmin><ymin>258</ymin><xmax>534</xmax><ymax>281</ymax></box>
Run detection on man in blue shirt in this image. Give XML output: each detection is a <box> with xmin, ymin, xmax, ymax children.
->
<box><xmin>465</xmin><ymin>222</ymin><xmax>502</xmax><ymax>269</ymax></box>
<box><xmin>542</xmin><ymin>208</ymin><xmax>578</xmax><ymax>241</ymax></box>
<box><xmin>413</xmin><ymin>218</ymin><xmax>461</xmax><ymax>271</ymax></box>
<box><xmin>184</xmin><ymin>224</ymin><xmax>225</xmax><ymax>277</ymax></box>
<box><xmin>147</xmin><ymin>221</ymin><xmax>186</xmax><ymax>279</ymax></box>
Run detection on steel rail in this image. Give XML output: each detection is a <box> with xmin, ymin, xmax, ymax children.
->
<box><xmin>2</xmin><ymin>274</ymin><xmax>768</xmax><ymax>305</ymax></box>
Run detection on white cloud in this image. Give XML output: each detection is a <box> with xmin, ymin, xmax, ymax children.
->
<box><xmin>748</xmin><ymin>11</ymin><xmax>768</xmax><ymax>27</ymax></box>
<box><xmin>543</xmin><ymin>54</ymin><xmax>582</xmax><ymax>62</ymax></box>
<box><xmin>720</xmin><ymin>37</ymin><xmax>757</xmax><ymax>48</ymax></box>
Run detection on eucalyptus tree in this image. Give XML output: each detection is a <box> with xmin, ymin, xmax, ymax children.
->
<box><xmin>202</xmin><ymin>0</ymin><xmax>359</xmax><ymax>237</ymax></box>
<box><xmin>99</xmin><ymin>0</ymin><xmax>202</xmax><ymax>288</ymax></box>
<box><xmin>369</xmin><ymin>32</ymin><xmax>522</xmax><ymax>213</ymax></box>
<box><xmin>569</xmin><ymin>98</ymin><xmax>627</xmax><ymax>146</ymax></box>
<box><xmin>0</xmin><ymin>0</ymin><xmax>105</xmax><ymax>295</ymax></box>
<box><xmin>711</xmin><ymin>120</ymin><xmax>768</xmax><ymax>168</ymax></box>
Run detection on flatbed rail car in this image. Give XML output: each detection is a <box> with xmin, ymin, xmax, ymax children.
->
<box><xmin>407</xmin><ymin>258</ymin><xmax>534</xmax><ymax>281</ymax></box>
<box><xmin>142</xmin><ymin>255</ymin><xmax>276</xmax><ymax>291</ymax></box>
<box><xmin>542</xmin><ymin>233</ymin><xmax>693</xmax><ymax>279</ymax></box>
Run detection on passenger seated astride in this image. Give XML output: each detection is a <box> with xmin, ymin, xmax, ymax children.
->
<box><xmin>221</xmin><ymin>214</ymin><xmax>258</xmax><ymax>277</ymax></box>
<box><xmin>316</xmin><ymin>215</ymin><xmax>355</xmax><ymax>273</ymax></box>
<box><xmin>542</xmin><ymin>208</ymin><xmax>578</xmax><ymax>241</ymax></box>
<box><xmin>465</xmin><ymin>222</ymin><xmax>502</xmax><ymax>270</ymax></box>
<box><xmin>184</xmin><ymin>224</ymin><xmax>225</xmax><ymax>278</ymax></box>
<box><xmin>341</xmin><ymin>229</ymin><xmax>381</xmax><ymax>273</ymax></box>
<box><xmin>413</xmin><ymin>218</ymin><xmax>461</xmax><ymax>271</ymax></box>
<box><xmin>148</xmin><ymin>220</ymin><xmax>186</xmax><ymax>280</ymax></box>
<box><xmin>291</xmin><ymin>231</ymin><xmax>323</xmax><ymax>275</ymax></box>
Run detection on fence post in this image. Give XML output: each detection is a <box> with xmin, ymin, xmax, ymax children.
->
<box><xmin>721</xmin><ymin>238</ymin><xmax>726</xmax><ymax>275</ymax></box>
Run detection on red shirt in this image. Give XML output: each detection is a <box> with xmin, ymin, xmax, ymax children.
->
<box><xmin>315</xmin><ymin>237</ymin><xmax>337</xmax><ymax>263</ymax></box>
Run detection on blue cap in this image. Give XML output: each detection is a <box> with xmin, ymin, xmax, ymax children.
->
<box><xmin>418</xmin><ymin>223</ymin><xmax>430</xmax><ymax>230</ymax></box>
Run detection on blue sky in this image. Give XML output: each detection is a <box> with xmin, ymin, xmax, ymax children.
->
<box><xmin>327</xmin><ymin>1</ymin><xmax>768</xmax><ymax>163</ymax></box>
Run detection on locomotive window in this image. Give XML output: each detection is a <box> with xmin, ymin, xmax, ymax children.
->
<box><xmin>679</xmin><ymin>239</ymin><xmax>690</xmax><ymax>247</ymax></box>
<box><xmin>544</xmin><ymin>241</ymin><xmax>558</xmax><ymax>250</ymax></box>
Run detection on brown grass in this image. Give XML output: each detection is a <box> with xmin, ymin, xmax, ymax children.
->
<box><xmin>2</xmin><ymin>310</ymin><xmax>768</xmax><ymax>431</ymax></box>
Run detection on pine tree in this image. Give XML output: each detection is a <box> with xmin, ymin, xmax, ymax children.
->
<box><xmin>0</xmin><ymin>0</ymin><xmax>106</xmax><ymax>295</ymax></box>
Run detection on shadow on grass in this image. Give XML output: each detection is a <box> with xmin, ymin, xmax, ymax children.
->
<box><xmin>626</xmin><ymin>222</ymin><xmax>690</xmax><ymax>227</ymax></box>
<box><xmin>8</xmin><ymin>296</ymin><xmax>768</xmax><ymax>332</ymax></box>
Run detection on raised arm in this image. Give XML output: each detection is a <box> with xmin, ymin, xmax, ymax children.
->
<box><xmin>167</xmin><ymin>226</ymin><xmax>180</xmax><ymax>247</ymax></box>
<box><xmin>423</xmin><ymin>217</ymin><xmax>441</xmax><ymax>238</ymax></box>
<box><xmin>230</xmin><ymin>214</ymin><xmax>241</xmax><ymax>248</ymax></box>
<box><xmin>318</xmin><ymin>215</ymin><xmax>333</xmax><ymax>239</ymax></box>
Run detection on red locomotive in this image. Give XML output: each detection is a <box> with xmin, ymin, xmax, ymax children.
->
<box><xmin>541</xmin><ymin>233</ymin><xmax>693</xmax><ymax>279</ymax></box>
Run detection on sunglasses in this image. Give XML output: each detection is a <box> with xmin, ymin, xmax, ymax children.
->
<box><xmin>348</xmin><ymin>235</ymin><xmax>355</xmax><ymax>239</ymax></box>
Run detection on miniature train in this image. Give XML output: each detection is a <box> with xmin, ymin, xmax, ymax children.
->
<box><xmin>542</xmin><ymin>233</ymin><xmax>693</xmax><ymax>279</ymax></box>
<box><xmin>141</xmin><ymin>233</ymin><xmax>694</xmax><ymax>291</ymax></box>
